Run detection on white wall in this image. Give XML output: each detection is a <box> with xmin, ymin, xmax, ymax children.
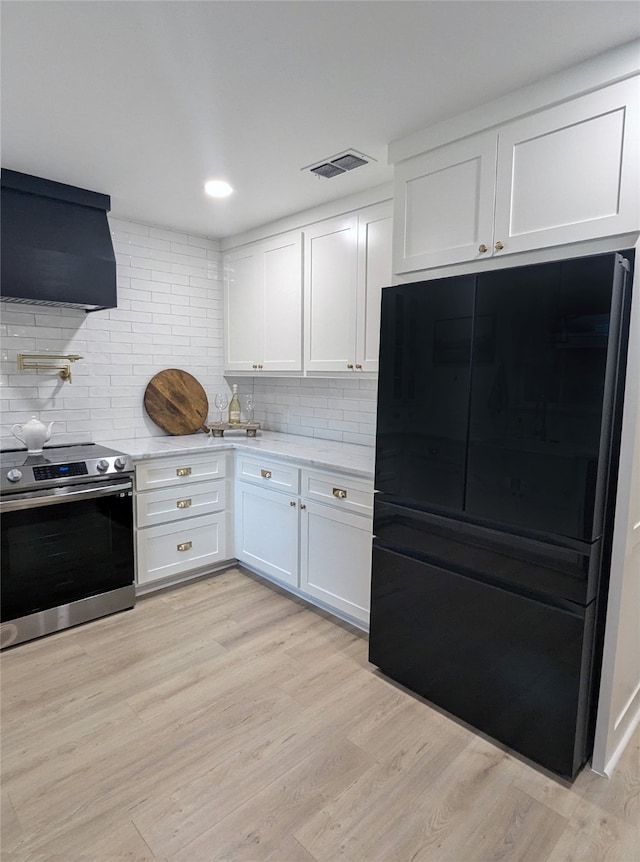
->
<box><xmin>592</xmin><ymin>249</ymin><xmax>640</xmax><ymax>776</ymax></box>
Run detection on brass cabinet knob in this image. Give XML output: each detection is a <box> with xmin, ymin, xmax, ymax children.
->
<box><xmin>333</xmin><ymin>488</ymin><xmax>347</xmax><ymax>499</ymax></box>
<box><xmin>177</xmin><ymin>541</ymin><xmax>192</xmax><ymax>552</ymax></box>
<box><xmin>260</xmin><ymin>469</ymin><xmax>272</xmax><ymax>479</ymax></box>
<box><xmin>495</xmin><ymin>241</ymin><xmax>505</xmax><ymax>250</ymax></box>
<box><xmin>347</xmin><ymin>363</ymin><xmax>354</xmax><ymax>369</ymax></box>
<box><xmin>176</xmin><ymin>499</ymin><xmax>192</xmax><ymax>509</ymax></box>
<box><xmin>289</xmin><ymin>500</ymin><xmax>296</xmax><ymax>507</ymax></box>
<box><xmin>478</xmin><ymin>244</ymin><xmax>488</xmax><ymax>253</ymax></box>
<box><xmin>300</xmin><ymin>503</ymin><xmax>307</xmax><ymax>510</ymax></box>
<box><xmin>252</xmin><ymin>363</ymin><xmax>258</xmax><ymax>369</ymax></box>
<box><xmin>355</xmin><ymin>364</ymin><xmax>362</xmax><ymax>370</ymax></box>
<box><xmin>176</xmin><ymin>467</ymin><xmax>192</xmax><ymax>477</ymax></box>
<box><xmin>258</xmin><ymin>364</ymin><xmax>263</xmax><ymax>369</ymax></box>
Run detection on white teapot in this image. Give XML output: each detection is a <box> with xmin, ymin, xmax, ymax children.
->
<box><xmin>11</xmin><ymin>416</ymin><xmax>55</xmax><ymax>454</ymax></box>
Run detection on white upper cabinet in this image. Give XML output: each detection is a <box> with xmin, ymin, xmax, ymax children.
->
<box><xmin>393</xmin><ymin>132</ymin><xmax>497</xmax><ymax>272</ymax></box>
<box><xmin>356</xmin><ymin>202</ymin><xmax>393</xmax><ymax>373</ymax></box>
<box><xmin>494</xmin><ymin>78</ymin><xmax>639</xmax><ymax>256</ymax></box>
<box><xmin>224</xmin><ymin>231</ymin><xmax>302</xmax><ymax>373</ymax></box>
<box><xmin>224</xmin><ymin>199</ymin><xmax>391</xmax><ymax>377</ymax></box>
<box><xmin>304</xmin><ymin>214</ymin><xmax>359</xmax><ymax>374</ymax></box>
<box><xmin>393</xmin><ymin>76</ymin><xmax>639</xmax><ymax>274</ymax></box>
<box><xmin>224</xmin><ymin>245</ymin><xmax>261</xmax><ymax>372</ymax></box>
<box><xmin>304</xmin><ymin>202</ymin><xmax>392</xmax><ymax>374</ymax></box>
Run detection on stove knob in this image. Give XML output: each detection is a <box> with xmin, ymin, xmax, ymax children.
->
<box><xmin>114</xmin><ymin>457</ymin><xmax>127</xmax><ymax>471</ymax></box>
<box><xmin>96</xmin><ymin>459</ymin><xmax>109</xmax><ymax>473</ymax></box>
<box><xmin>7</xmin><ymin>469</ymin><xmax>22</xmax><ymax>483</ymax></box>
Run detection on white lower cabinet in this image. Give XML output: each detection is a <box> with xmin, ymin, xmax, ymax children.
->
<box><xmin>235</xmin><ymin>481</ymin><xmax>300</xmax><ymax>587</ymax></box>
<box><xmin>300</xmin><ymin>467</ymin><xmax>374</xmax><ymax>626</ymax></box>
<box><xmin>300</xmin><ymin>500</ymin><xmax>372</xmax><ymax>626</ymax></box>
<box><xmin>135</xmin><ymin>452</ymin><xmax>230</xmax><ymax>590</ymax></box>
<box><xmin>134</xmin><ymin>449</ymin><xmax>374</xmax><ymax>628</ymax></box>
<box><xmin>235</xmin><ymin>455</ymin><xmax>374</xmax><ymax>627</ymax></box>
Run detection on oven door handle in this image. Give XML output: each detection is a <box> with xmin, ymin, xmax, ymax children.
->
<box><xmin>0</xmin><ymin>480</ymin><xmax>133</xmax><ymax>512</ymax></box>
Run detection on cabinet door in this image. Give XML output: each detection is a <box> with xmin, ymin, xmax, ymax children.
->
<box><xmin>224</xmin><ymin>245</ymin><xmax>263</xmax><ymax>372</ymax></box>
<box><xmin>262</xmin><ymin>232</ymin><xmax>303</xmax><ymax>373</ymax></box>
<box><xmin>304</xmin><ymin>214</ymin><xmax>358</xmax><ymax>373</ymax></box>
<box><xmin>235</xmin><ymin>483</ymin><xmax>299</xmax><ymax>587</ymax></box>
<box><xmin>393</xmin><ymin>132</ymin><xmax>497</xmax><ymax>273</ymax></box>
<box><xmin>356</xmin><ymin>202</ymin><xmax>392</xmax><ymax>372</ymax></box>
<box><xmin>494</xmin><ymin>77</ymin><xmax>640</xmax><ymax>256</ymax></box>
<box><xmin>300</xmin><ymin>500</ymin><xmax>372</xmax><ymax>626</ymax></box>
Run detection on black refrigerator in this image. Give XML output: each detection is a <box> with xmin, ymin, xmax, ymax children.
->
<box><xmin>369</xmin><ymin>251</ymin><xmax>634</xmax><ymax>779</ymax></box>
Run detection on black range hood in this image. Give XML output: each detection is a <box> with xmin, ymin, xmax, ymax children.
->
<box><xmin>1</xmin><ymin>169</ymin><xmax>117</xmax><ymax>312</ymax></box>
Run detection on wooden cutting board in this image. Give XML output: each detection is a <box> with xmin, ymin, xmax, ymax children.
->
<box><xmin>143</xmin><ymin>369</ymin><xmax>209</xmax><ymax>435</ymax></box>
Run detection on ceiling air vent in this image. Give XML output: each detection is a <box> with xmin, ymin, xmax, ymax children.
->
<box><xmin>304</xmin><ymin>150</ymin><xmax>374</xmax><ymax>179</ymax></box>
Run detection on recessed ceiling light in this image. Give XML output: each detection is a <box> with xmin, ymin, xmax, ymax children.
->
<box><xmin>204</xmin><ymin>179</ymin><xmax>233</xmax><ymax>198</ymax></box>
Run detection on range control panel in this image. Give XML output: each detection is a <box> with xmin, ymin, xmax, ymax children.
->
<box><xmin>33</xmin><ymin>463</ymin><xmax>89</xmax><ymax>481</ymax></box>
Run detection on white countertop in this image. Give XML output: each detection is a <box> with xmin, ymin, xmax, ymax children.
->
<box><xmin>104</xmin><ymin>430</ymin><xmax>375</xmax><ymax>479</ymax></box>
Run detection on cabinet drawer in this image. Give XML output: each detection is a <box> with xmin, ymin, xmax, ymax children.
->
<box><xmin>302</xmin><ymin>469</ymin><xmax>373</xmax><ymax>516</ymax></box>
<box><xmin>136</xmin><ymin>480</ymin><xmax>225</xmax><ymax>529</ymax></box>
<box><xmin>136</xmin><ymin>512</ymin><xmax>226</xmax><ymax>585</ymax></box>
<box><xmin>136</xmin><ymin>453</ymin><xmax>226</xmax><ymax>491</ymax></box>
<box><xmin>236</xmin><ymin>456</ymin><xmax>300</xmax><ymax>494</ymax></box>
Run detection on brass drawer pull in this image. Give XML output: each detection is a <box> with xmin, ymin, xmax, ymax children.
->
<box><xmin>176</xmin><ymin>467</ymin><xmax>192</xmax><ymax>477</ymax></box>
<box><xmin>177</xmin><ymin>541</ymin><xmax>192</xmax><ymax>552</ymax></box>
<box><xmin>261</xmin><ymin>469</ymin><xmax>272</xmax><ymax>479</ymax></box>
<box><xmin>333</xmin><ymin>488</ymin><xmax>347</xmax><ymax>499</ymax></box>
<box><xmin>176</xmin><ymin>499</ymin><xmax>192</xmax><ymax>509</ymax></box>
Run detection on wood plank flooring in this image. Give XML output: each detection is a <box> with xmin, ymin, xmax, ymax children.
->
<box><xmin>1</xmin><ymin>567</ymin><xmax>638</xmax><ymax>862</ymax></box>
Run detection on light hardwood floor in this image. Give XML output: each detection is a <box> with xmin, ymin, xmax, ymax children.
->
<box><xmin>1</xmin><ymin>567</ymin><xmax>638</xmax><ymax>862</ymax></box>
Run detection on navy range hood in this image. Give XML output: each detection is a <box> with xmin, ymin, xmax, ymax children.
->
<box><xmin>1</xmin><ymin>169</ymin><xmax>117</xmax><ymax>312</ymax></box>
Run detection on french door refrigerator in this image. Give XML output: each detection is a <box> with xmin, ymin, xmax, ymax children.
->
<box><xmin>369</xmin><ymin>251</ymin><xmax>634</xmax><ymax>779</ymax></box>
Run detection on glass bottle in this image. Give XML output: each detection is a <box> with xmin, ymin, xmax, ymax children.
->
<box><xmin>228</xmin><ymin>384</ymin><xmax>241</xmax><ymax>424</ymax></box>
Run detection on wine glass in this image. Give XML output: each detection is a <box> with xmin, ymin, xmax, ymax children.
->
<box><xmin>244</xmin><ymin>393</ymin><xmax>255</xmax><ymax>424</ymax></box>
<box><xmin>214</xmin><ymin>392</ymin><xmax>228</xmax><ymax>423</ymax></box>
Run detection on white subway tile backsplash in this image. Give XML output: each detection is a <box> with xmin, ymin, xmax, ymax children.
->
<box><xmin>110</xmin><ymin>218</ymin><xmax>150</xmax><ymax>237</ymax></box>
<box><xmin>148</xmin><ymin>226</ymin><xmax>188</xmax><ymax>244</ymax></box>
<box><xmin>0</xmin><ymin>217</ymin><xmax>226</xmax><ymax>447</ymax></box>
<box><xmin>171</xmin><ymin>263</ymin><xmax>211</xmax><ymax>279</ymax></box>
<box><xmin>117</xmin><ymin>266</ymin><xmax>152</xmax><ymax>280</ymax></box>
<box><xmin>170</xmin><ymin>241</ymin><xmax>207</xmax><ymax>258</ymax></box>
<box><xmin>250</xmin><ymin>377</ymin><xmax>377</xmax><ymax>446</ymax></box>
<box><xmin>187</xmin><ymin>234</ymin><xmax>218</xmax><ymax>250</ymax></box>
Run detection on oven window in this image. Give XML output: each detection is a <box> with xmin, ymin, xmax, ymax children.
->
<box><xmin>1</xmin><ymin>491</ymin><xmax>134</xmax><ymax>621</ymax></box>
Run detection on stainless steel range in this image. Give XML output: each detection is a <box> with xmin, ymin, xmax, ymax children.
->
<box><xmin>0</xmin><ymin>443</ymin><xmax>135</xmax><ymax>649</ymax></box>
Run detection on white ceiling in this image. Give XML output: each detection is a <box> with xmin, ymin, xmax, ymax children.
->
<box><xmin>2</xmin><ymin>1</ymin><xmax>639</xmax><ymax>240</ymax></box>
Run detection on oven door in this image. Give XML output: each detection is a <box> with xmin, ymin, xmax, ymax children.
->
<box><xmin>1</xmin><ymin>479</ymin><xmax>134</xmax><ymax>623</ymax></box>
